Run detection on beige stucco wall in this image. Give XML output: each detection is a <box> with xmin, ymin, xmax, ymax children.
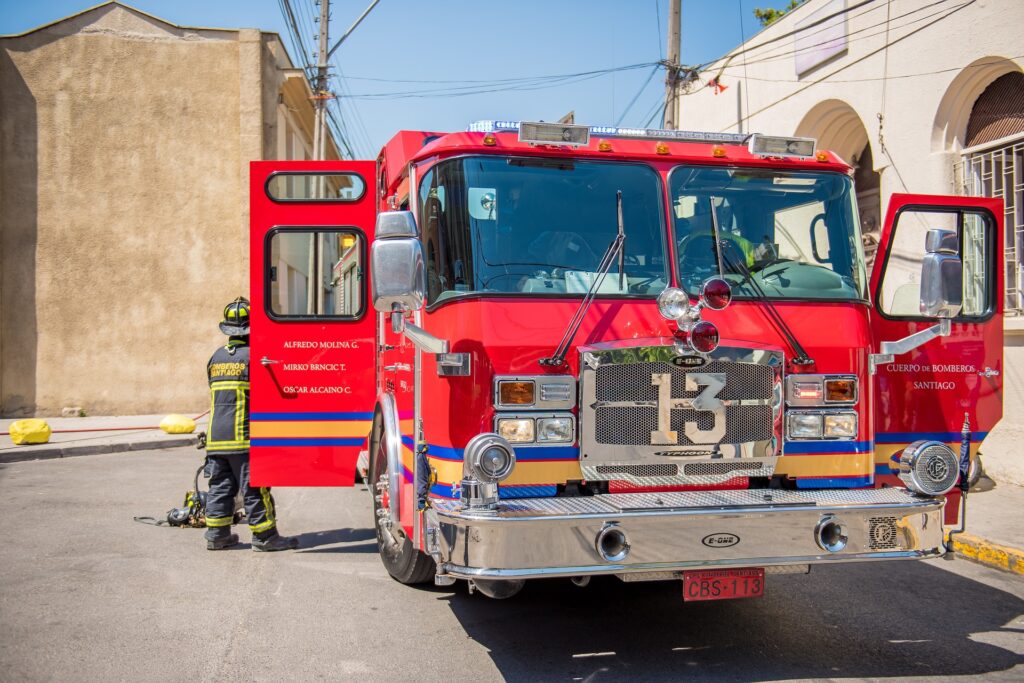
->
<box><xmin>0</xmin><ymin>3</ymin><xmax>319</xmax><ymax>416</ymax></box>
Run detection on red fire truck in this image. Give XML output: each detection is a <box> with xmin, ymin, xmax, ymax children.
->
<box><xmin>248</xmin><ymin>121</ymin><xmax>1002</xmax><ymax>601</ymax></box>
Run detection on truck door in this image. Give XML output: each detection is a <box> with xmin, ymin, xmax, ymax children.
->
<box><xmin>870</xmin><ymin>194</ymin><xmax>1003</xmax><ymax>486</ymax></box>
<box><xmin>248</xmin><ymin>161</ymin><xmax>377</xmax><ymax>486</ymax></box>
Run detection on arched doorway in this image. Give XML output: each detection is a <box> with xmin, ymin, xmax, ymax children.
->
<box><xmin>795</xmin><ymin>100</ymin><xmax>882</xmax><ymax>267</ymax></box>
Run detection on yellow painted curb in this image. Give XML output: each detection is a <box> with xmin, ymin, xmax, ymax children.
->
<box><xmin>950</xmin><ymin>532</ymin><xmax>1024</xmax><ymax>575</ymax></box>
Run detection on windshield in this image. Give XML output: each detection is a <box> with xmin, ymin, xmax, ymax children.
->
<box><xmin>669</xmin><ymin>166</ymin><xmax>867</xmax><ymax>301</ymax></box>
<box><xmin>418</xmin><ymin>156</ymin><xmax>668</xmax><ymax>305</ymax></box>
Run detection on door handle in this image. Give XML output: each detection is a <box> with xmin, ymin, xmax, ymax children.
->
<box><xmin>383</xmin><ymin>363</ymin><xmax>411</xmax><ymax>372</ymax></box>
<box><xmin>978</xmin><ymin>367</ymin><xmax>1000</xmax><ymax>378</ymax></box>
<box><xmin>261</xmin><ymin>356</ymin><xmax>281</xmax><ymax>366</ymax></box>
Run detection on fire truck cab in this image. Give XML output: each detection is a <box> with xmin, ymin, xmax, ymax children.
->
<box><xmin>248</xmin><ymin>121</ymin><xmax>1002</xmax><ymax>600</ymax></box>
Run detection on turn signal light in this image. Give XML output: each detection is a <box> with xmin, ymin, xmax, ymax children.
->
<box><xmin>498</xmin><ymin>380</ymin><xmax>535</xmax><ymax>406</ymax></box>
<box><xmin>825</xmin><ymin>378</ymin><xmax>857</xmax><ymax>403</ymax></box>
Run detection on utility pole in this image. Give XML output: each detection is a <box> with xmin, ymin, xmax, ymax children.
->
<box><xmin>313</xmin><ymin>0</ymin><xmax>331</xmax><ymax>165</ymax></box>
<box><xmin>662</xmin><ymin>0</ymin><xmax>681</xmax><ymax>129</ymax></box>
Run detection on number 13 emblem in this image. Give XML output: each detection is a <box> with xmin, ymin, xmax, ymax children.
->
<box><xmin>650</xmin><ymin>372</ymin><xmax>727</xmax><ymax>445</ymax></box>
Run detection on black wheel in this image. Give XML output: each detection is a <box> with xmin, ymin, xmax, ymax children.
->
<box><xmin>368</xmin><ymin>412</ymin><xmax>435</xmax><ymax>585</ymax></box>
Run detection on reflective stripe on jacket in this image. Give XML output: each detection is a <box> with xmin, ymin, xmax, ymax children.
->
<box><xmin>207</xmin><ymin>339</ymin><xmax>250</xmax><ymax>454</ymax></box>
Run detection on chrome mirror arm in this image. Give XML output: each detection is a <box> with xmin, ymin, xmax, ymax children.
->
<box><xmin>869</xmin><ymin>319</ymin><xmax>952</xmax><ymax>374</ymax></box>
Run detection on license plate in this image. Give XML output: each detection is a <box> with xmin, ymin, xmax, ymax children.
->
<box><xmin>682</xmin><ymin>568</ymin><xmax>765</xmax><ymax>602</ymax></box>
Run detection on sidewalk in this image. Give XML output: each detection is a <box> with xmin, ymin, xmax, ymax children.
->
<box><xmin>0</xmin><ymin>414</ymin><xmax>205</xmax><ymax>462</ymax></box>
<box><xmin>952</xmin><ymin>478</ymin><xmax>1024</xmax><ymax>575</ymax></box>
<box><xmin>1</xmin><ymin>413</ymin><xmax>1020</xmax><ymax>575</ymax></box>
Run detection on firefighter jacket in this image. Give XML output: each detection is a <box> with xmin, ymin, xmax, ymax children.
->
<box><xmin>207</xmin><ymin>338</ymin><xmax>250</xmax><ymax>455</ymax></box>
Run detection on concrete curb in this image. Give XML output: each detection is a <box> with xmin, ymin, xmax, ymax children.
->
<box><xmin>0</xmin><ymin>436</ymin><xmax>197</xmax><ymax>463</ymax></box>
<box><xmin>952</xmin><ymin>532</ymin><xmax>1024</xmax><ymax>575</ymax></box>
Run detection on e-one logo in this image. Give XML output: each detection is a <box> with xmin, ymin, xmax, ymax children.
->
<box><xmin>701</xmin><ymin>533</ymin><xmax>740</xmax><ymax>548</ymax></box>
<box><xmin>671</xmin><ymin>355</ymin><xmax>707</xmax><ymax>368</ymax></box>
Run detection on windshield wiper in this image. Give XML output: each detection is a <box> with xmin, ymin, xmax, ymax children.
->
<box><xmin>709</xmin><ymin>198</ymin><xmax>814</xmax><ymax>367</ymax></box>
<box><xmin>540</xmin><ymin>191</ymin><xmax>626</xmax><ymax>367</ymax></box>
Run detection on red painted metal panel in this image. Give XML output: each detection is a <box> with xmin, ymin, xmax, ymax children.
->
<box><xmin>248</xmin><ymin>160</ymin><xmax>378</xmax><ymax>486</ymax></box>
<box><xmin>869</xmin><ymin>193</ymin><xmax>1004</xmax><ymax>492</ymax></box>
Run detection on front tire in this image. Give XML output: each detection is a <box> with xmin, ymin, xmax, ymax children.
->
<box><xmin>368</xmin><ymin>411</ymin><xmax>435</xmax><ymax>585</ymax></box>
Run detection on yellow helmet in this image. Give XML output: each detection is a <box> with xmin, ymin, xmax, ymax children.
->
<box><xmin>219</xmin><ymin>297</ymin><xmax>250</xmax><ymax>336</ymax></box>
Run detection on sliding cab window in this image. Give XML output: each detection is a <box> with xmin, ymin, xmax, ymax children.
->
<box><xmin>877</xmin><ymin>208</ymin><xmax>994</xmax><ymax>320</ymax></box>
<box><xmin>266</xmin><ymin>229</ymin><xmax>365</xmax><ymax>319</ymax></box>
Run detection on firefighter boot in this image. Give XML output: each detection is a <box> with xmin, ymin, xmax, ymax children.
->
<box><xmin>205</xmin><ymin>528</ymin><xmax>239</xmax><ymax>551</ymax></box>
<box><xmin>251</xmin><ymin>530</ymin><xmax>299</xmax><ymax>552</ymax></box>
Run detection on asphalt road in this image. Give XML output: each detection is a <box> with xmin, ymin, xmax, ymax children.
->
<box><xmin>1</xmin><ymin>447</ymin><xmax>1022</xmax><ymax>682</ymax></box>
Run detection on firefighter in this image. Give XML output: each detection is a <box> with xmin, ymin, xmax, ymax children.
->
<box><xmin>204</xmin><ymin>296</ymin><xmax>299</xmax><ymax>552</ymax></box>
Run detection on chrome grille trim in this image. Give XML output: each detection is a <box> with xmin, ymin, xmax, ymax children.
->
<box><xmin>579</xmin><ymin>342</ymin><xmax>784</xmax><ymax>485</ymax></box>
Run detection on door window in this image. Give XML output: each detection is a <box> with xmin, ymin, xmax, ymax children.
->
<box><xmin>877</xmin><ymin>208</ymin><xmax>993</xmax><ymax>319</ymax></box>
<box><xmin>266</xmin><ymin>229</ymin><xmax>364</xmax><ymax>318</ymax></box>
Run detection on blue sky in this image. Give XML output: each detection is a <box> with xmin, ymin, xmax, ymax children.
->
<box><xmin>0</xmin><ymin>0</ymin><xmax>793</xmax><ymax>157</ymax></box>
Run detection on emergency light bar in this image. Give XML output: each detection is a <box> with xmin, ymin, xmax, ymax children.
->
<box><xmin>468</xmin><ymin>120</ymin><xmax>751</xmax><ymax>146</ymax></box>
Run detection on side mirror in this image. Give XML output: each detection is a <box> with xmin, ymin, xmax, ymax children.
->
<box><xmin>919</xmin><ymin>228</ymin><xmax>962</xmax><ymax>318</ymax></box>
<box><xmin>371</xmin><ymin>211</ymin><xmax>425</xmax><ymax>313</ymax></box>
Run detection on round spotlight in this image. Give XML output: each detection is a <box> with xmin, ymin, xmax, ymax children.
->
<box><xmin>689</xmin><ymin>320</ymin><xmax>720</xmax><ymax>354</ymax></box>
<box><xmin>701</xmin><ymin>278</ymin><xmax>733</xmax><ymax>310</ymax></box>
<box><xmin>898</xmin><ymin>440</ymin><xmax>959</xmax><ymax>495</ymax></box>
<box><xmin>657</xmin><ymin>287</ymin><xmax>690</xmax><ymax>320</ymax></box>
<box><xmin>464</xmin><ymin>433</ymin><xmax>516</xmax><ymax>483</ymax></box>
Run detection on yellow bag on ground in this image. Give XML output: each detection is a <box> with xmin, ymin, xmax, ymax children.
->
<box><xmin>159</xmin><ymin>414</ymin><xmax>196</xmax><ymax>434</ymax></box>
<box><xmin>10</xmin><ymin>419</ymin><xmax>52</xmax><ymax>445</ymax></box>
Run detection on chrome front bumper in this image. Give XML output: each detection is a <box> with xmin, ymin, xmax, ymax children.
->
<box><xmin>429</xmin><ymin>488</ymin><xmax>944</xmax><ymax>580</ymax></box>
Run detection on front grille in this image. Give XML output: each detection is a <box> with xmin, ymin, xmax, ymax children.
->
<box><xmin>594</xmin><ymin>405</ymin><xmax>773</xmax><ymax>445</ymax></box>
<box><xmin>592</xmin><ymin>360</ymin><xmax>774</xmax><ymax>447</ymax></box>
<box><xmin>868</xmin><ymin>516</ymin><xmax>900</xmax><ymax>550</ymax></box>
<box><xmin>683</xmin><ymin>461</ymin><xmax>764</xmax><ymax>476</ymax></box>
<box><xmin>596</xmin><ymin>360</ymin><xmax>773</xmax><ymax>402</ymax></box>
<box><xmin>596</xmin><ymin>463</ymin><xmax>679</xmax><ymax>477</ymax></box>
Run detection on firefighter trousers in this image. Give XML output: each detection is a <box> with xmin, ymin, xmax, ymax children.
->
<box><xmin>203</xmin><ymin>452</ymin><xmax>277</xmax><ymax>539</ymax></box>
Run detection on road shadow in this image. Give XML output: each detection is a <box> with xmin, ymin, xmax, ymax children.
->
<box><xmin>441</xmin><ymin>561</ymin><xmax>1024</xmax><ymax>681</ymax></box>
<box><xmin>294</xmin><ymin>527</ymin><xmax>377</xmax><ymax>554</ymax></box>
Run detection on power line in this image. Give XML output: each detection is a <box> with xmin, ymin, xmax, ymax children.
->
<box><xmin>616</xmin><ymin>64</ymin><xmax>661</xmax><ymax>126</ymax></box>
<box><xmin>724</xmin><ymin>0</ymin><xmax>976</xmax><ymax>128</ymax></box>
<box><xmin>338</xmin><ymin>62</ymin><xmax>658</xmax><ymax>100</ymax></box>
<box><xmin>701</xmin><ymin>0</ymin><xmax>879</xmax><ymax>68</ymax></box>
<box><xmin>713</xmin><ymin>0</ymin><xmax>962</xmax><ymax>71</ymax></box>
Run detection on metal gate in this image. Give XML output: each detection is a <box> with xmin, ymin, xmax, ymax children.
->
<box><xmin>957</xmin><ymin>134</ymin><xmax>1024</xmax><ymax>315</ymax></box>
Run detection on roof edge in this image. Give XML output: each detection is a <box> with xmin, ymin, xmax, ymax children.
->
<box><xmin>0</xmin><ymin>1</ymin><xmax>274</xmax><ymax>39</ymax></box>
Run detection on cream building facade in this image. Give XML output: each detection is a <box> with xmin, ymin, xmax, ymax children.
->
<box><xmin>677</xmin><ymin>0</ymin><xmax>1024</xmax><ymax>482</ymax></box>
<box><xmin>0</xmin><ymin>2</ymin><xmax>339</xmax><ymax>416</ymax></box>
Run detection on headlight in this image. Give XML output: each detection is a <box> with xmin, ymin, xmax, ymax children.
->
<box><xmin>823</xmin><ymin>413</ymin><xmax>857</xmax><ymax>438</ymax></box>
<box><xmin>787</xmin><ymin>412</ymin><xmax>822</xmax><ymax>439</ymax></box>
<box><xmin>899</xmin><ymin>440</ymin><xmax>959</xmax><ymax>496</ymax></box>
<box><xmin>464</xmin><ymin>433</ymin><xmax>516</xmax><ymax>483</ymax></box>
<box><xmin>497</xmin><ymin>418</ymin><xmax>534</xmax><ymax>443</ymax></box>
<box><xmin>537</xmin><ymin>417</ymin><xmax>574</xmax><ymax>443</ymax></box>
<box><xmin>657</xmin><ymin>287</ymin><xmax>690</xmax><ymax>320</ymax></box>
